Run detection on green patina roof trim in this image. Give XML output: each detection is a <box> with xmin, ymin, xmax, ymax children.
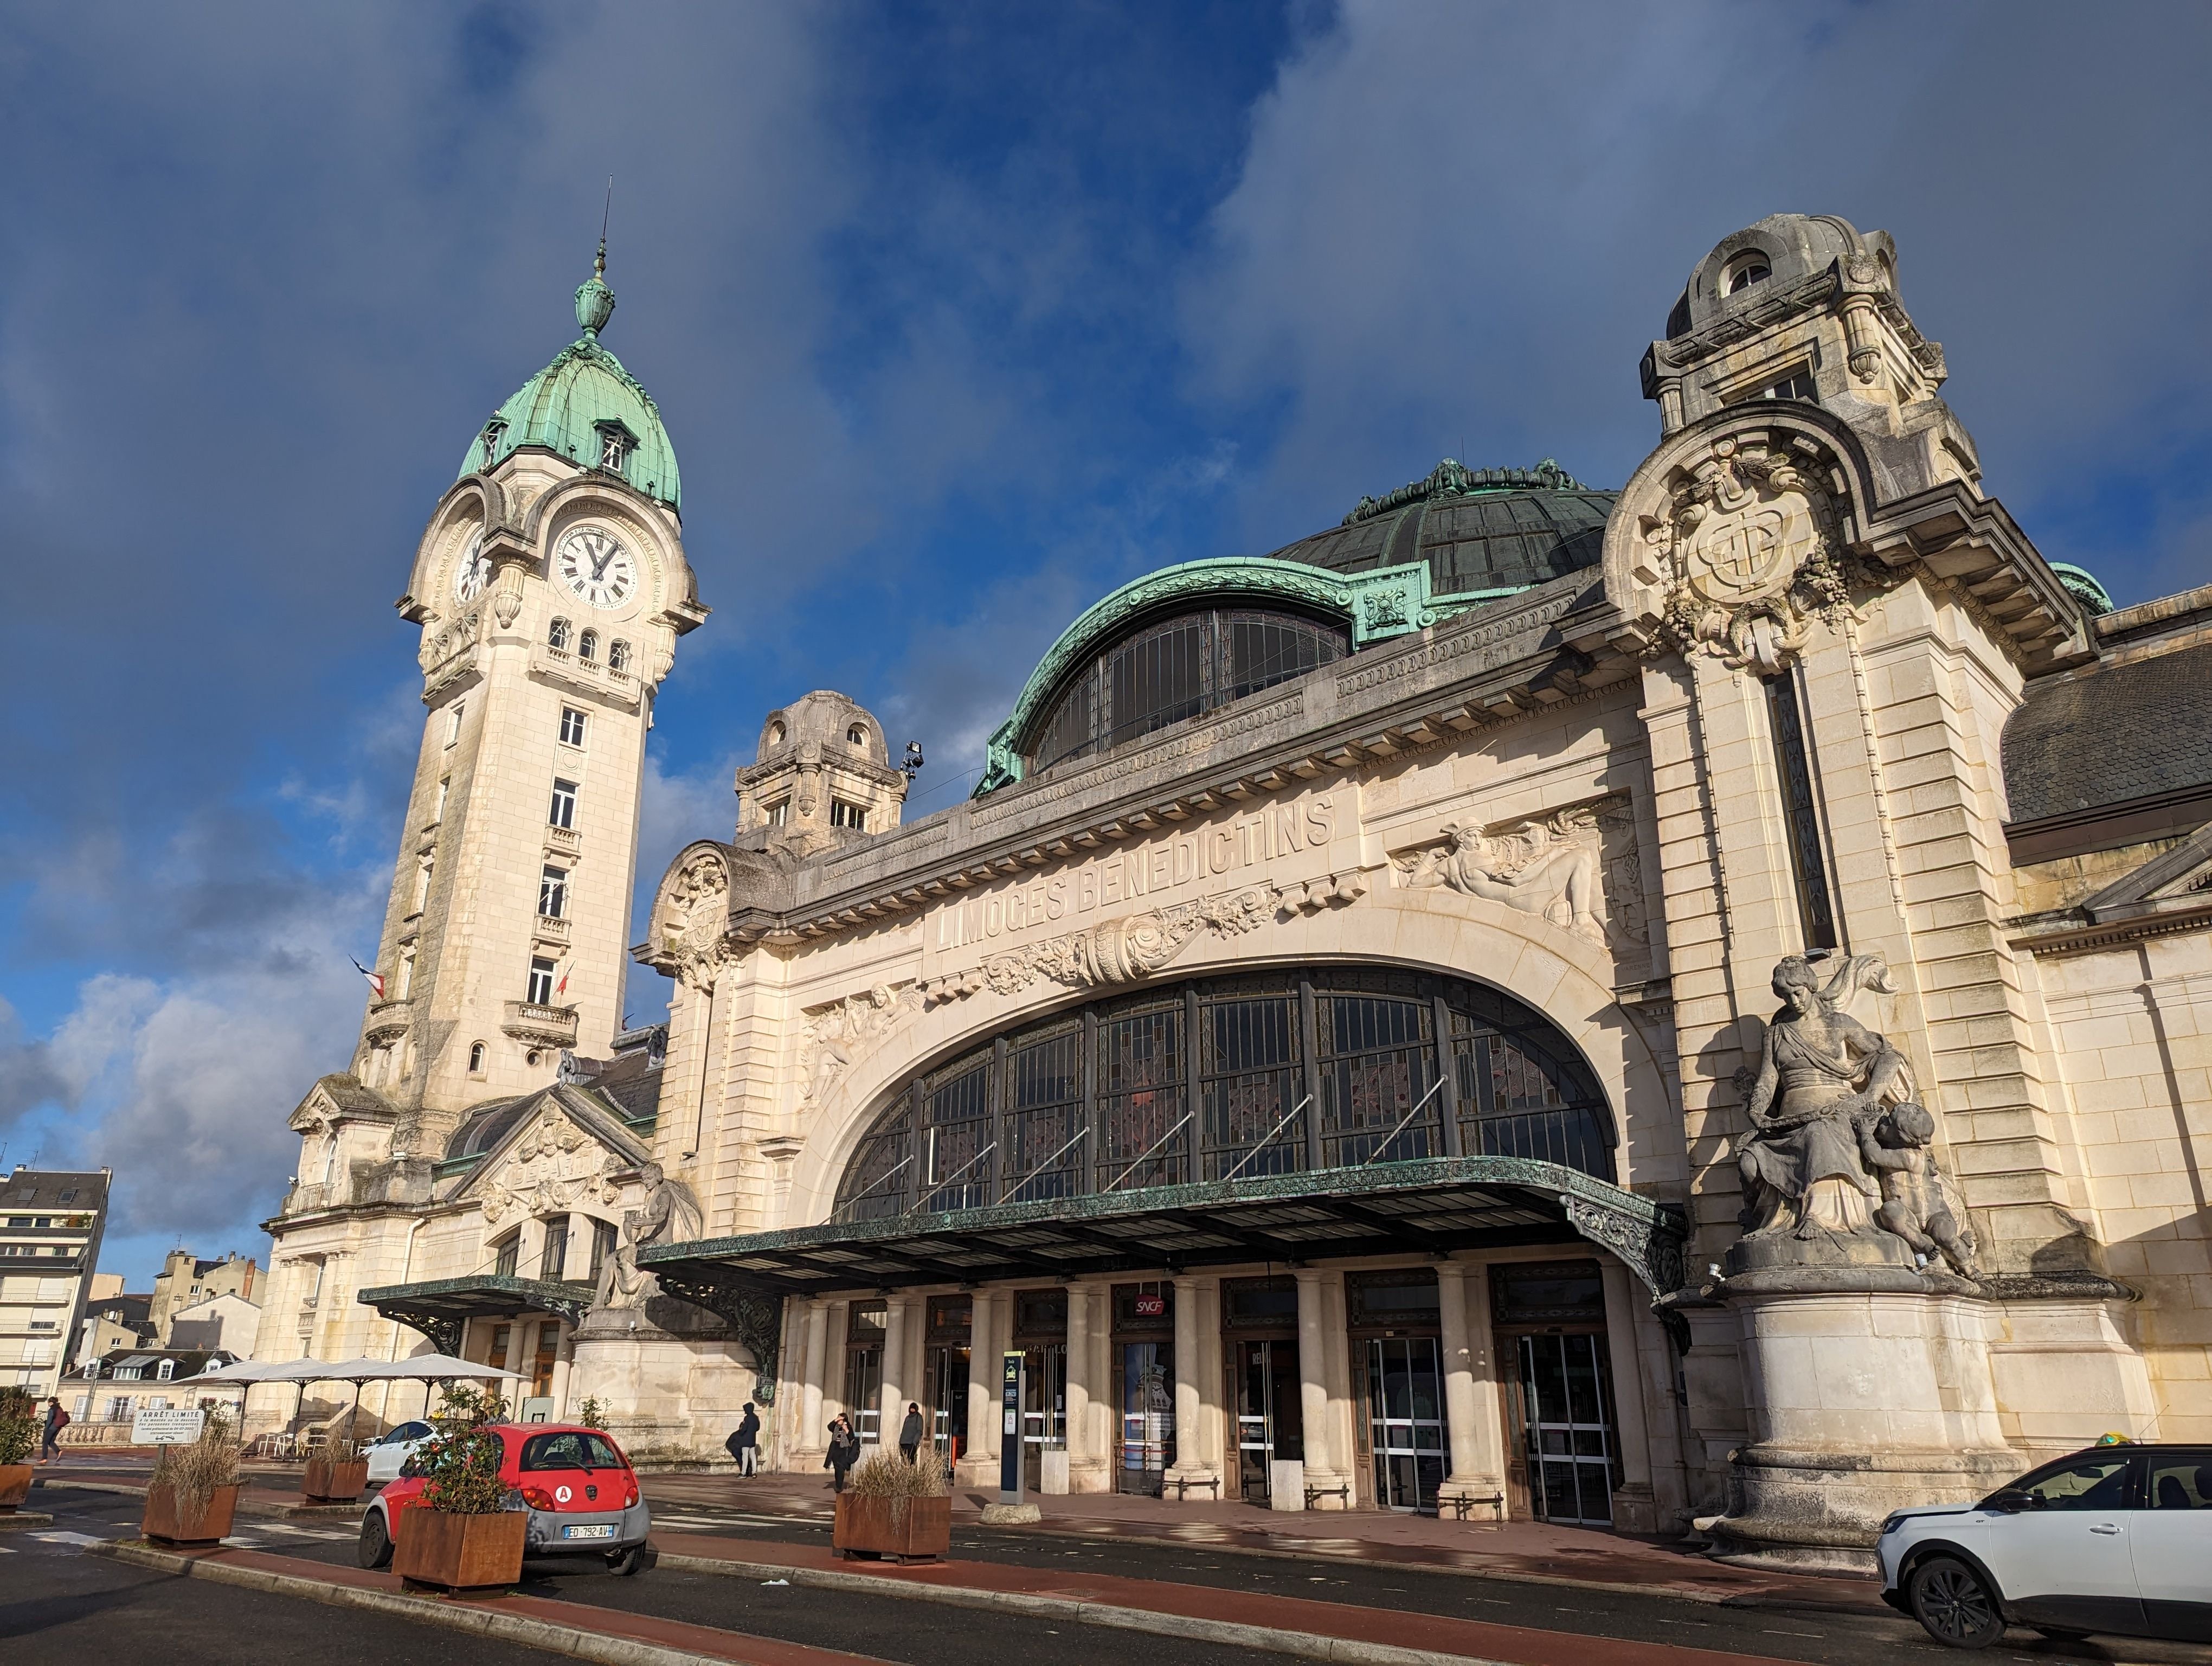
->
<box><xmin>1343</xmin><ymin>458</ymin><xmax>1590</xmax><ymax>527</ymax></box>
<box><xmin>2048</xmin><ymin>562</ymin><xmax>2114</xmax><ymax>618</ymax></box>
<box><xmin>456</xmin><ymin>256</ymin><xmax>681</xmax><ymax>511</ymax></box>
<box><xmin>973</xmin><ymin>554</ymin><xmax>1531</xmax><ymax>796</ymax></box>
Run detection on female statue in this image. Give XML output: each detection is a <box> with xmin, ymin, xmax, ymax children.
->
<box><xmin>1738</xmin><ymin>953</ymin><xmax>1909</xmax><ymax>1244</ymax></box>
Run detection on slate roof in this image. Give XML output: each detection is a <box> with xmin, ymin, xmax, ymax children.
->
<box><xmin>2003</xmin><ymin>636</ymin><xmax>2212</xmax><ymax>828</ymax></box>
<box><xmin>1269</xmin><ymin>480</ymin><xmax>1616</xmax><ymax>598</ymax></box>
<box><xmin>1</xmin><ymin>1168</ymin><xmax>109</xmax><ymax>1209</ymax></box>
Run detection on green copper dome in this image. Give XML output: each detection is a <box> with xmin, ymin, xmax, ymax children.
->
<box><xmin>457</xmin><ymin>252</ymin><xmax>681</xmax><ymax>511</ymax></box>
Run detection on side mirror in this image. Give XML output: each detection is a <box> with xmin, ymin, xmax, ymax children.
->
<box><xmin>1984</xmin><ymin>1488</ymin><xmax>2034</xmax><ymax>1513</ymax></box>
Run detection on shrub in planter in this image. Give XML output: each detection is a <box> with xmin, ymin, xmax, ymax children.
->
<box><xmin>303</xmin><ymin>1437</ymin><xmax>370</xmax><ymax>1503</ymax></box>
<box><xmin>392</xmin><ymin>1425</ymin><xmax>525</xmax><ymax>1591</ymax></box>
<box><xmin>833</xmin><ymin>1446</ymin><xmax>951</xmax><ymax>1561</ymax></box>
<box><xmin>143</xmin><ymin>1413</ymin><xmax>242</xmax><ymax>1545</ymax></box>
<box><xmin>0</xmin><ymin>1388</ymin><xmax>35</xmax><ymax>1513</ymax></box>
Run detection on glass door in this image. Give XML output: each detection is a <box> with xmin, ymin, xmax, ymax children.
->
<box><xmin>1233</xmin><ymin>1340</ymin><xmax>1304</xmax><ymax>1503</ymax></box>
<box><xmin>1022</xmin><ymin>1343</ymin><xmax>1066</xmax><ymax>1487</ymax></box>
<box><xmin>1513</xmin><ymin>1332</ymin><xmax>1619</xmax><ymax>1526</ymax></box>
<box><xmin>1366</xmin><ymin>1337</ymin><xmax>1446</xmax><ymax>1513</ymax></box>
<box><xmin>844</xmin><ymin>1345</ymin><xmax>883</xmax><ymax>1446</ymax></box>
<box><xmin>927</xmin><ymin>1345</ymin><xmax>969</xmax><ymax>1462</ymax></box>
<box><xmin>1118</xmin><ymin>1341</ymin><xmax>1174</xmax><ymax>1495</ymax></box>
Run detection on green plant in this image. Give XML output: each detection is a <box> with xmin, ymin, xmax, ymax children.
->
<box><xmin>149</xmin><ymin>1410</ymin><xmax>240</xmax><ymax>1526</ymax></box>
<box><xmin>574</xmin><ymin>1397</ymin><xmax>608</xmax><ymax>1430</ymax></box>
<box><xmin>0</xmin><ymin>1388</ymin><xmax>36</xmax><ymax>1465</ymax></box>
<box><xmin>845</xmin><ymin>1444</ymin><xmax>948</xmax><ymax>1500</ymax></box>
<box><xmin>434</xmin><ymin>1383</ymin><xmax>510</xmax><ymax>1428</ymax></box>
<box><xmin>416</xmin><ymin>1425</ymin><xmax>512</xmax><ymax>1515</ymax></box>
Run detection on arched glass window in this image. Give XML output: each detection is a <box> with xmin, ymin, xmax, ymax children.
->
<box><xmin>1026</xmin><ymin>607</ymin><xmax>1347</xmax><ymax>776</ymax></box>
<box><xmin>1728</xmin><ymin>259</ymin><xmax>1772</xmax><ymax>295</ymax></box>
<box><xmin>832</xmin><ymin>967</ymin><xmax>1614</xmax><ymax>1221</ymax></box>
<box><xmin>549</xmin><ymin>617</ymin><xmax>573</xmax><ymax>651</ymax></box>
<box><xmin>608</xmin><ymin>638</ymin><xmax>632</xmax><ymax>673</ymax></box>
<box><xmin>578</xmin><ymin>629</ymin><xmax>599</xmax><ymax>662</ymax></box>
<box><xmin>468</xmin><ymin>1040</ymin><xmax>486</xmax><ymax>1075</ymax></box>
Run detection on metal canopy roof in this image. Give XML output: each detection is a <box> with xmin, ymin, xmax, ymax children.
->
<box><xmin>638</xmin><ymin>1156</ymin><xmax>1686</xmax><ymax>1304</ymax></box>
<box><xmin>357</xmin><ymin>1273</ymin><xmax>597</xmax><ymax>1357</ymax></box>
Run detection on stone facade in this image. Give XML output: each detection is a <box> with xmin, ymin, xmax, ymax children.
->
<box><xmin>262</xmin><ymin>217</ymin><xmax>2208</xmax><ymax>1561</ymax></box>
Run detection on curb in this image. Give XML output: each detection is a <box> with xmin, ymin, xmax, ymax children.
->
<box><xmin>88</xmin><ymin>1539</ymin><xmax>744</xmax><ymax>1666</ymax></box>
<box><xmin>656</xmin><ymin>1549</ymin><xmax>1509</xmax><ymax>1666</ymax></box>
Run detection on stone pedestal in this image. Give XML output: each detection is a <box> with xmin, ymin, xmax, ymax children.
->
<box><xmin>569</xmin><ymin>1299</ymin><xmax>754</xmax><ymax>1465</ymax></box>
<box><xmin>1712</xmin><ymin>1267</ymin><xmax>2015</xmax><ymax>1573</ymax></box>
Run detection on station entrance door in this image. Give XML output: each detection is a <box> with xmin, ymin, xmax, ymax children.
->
<box><xmin>1232</xmin><ymin>1338</ymin><xmax>1303</xmax><ymax>1503</ymax></box>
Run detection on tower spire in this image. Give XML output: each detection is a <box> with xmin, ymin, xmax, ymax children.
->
<box><xmin>575</xmin><ymin>179</ymin><xmax>616</xmax><ymax>342</ymax></box>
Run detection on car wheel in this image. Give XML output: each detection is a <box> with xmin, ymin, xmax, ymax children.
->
<box><xmin>1909</xmin><ymin>1556</ymin><xmax>2005</xmax><ymax>1649</ymax></box>
<box><xmin>358</xmin><ymin>1512</ymin><xmax>393</xmax><ymax>1570</ymax></box>
<box><xmin>608</xmin><ymin>1543</ymin><xmax>654</xmax><ymax>1578</ymax></box>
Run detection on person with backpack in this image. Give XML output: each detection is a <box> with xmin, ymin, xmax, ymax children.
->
<box><xmin>897</xmin><ymin>1401</ymin><xmax>925</xmax><ymax>1465</ymax></box>
<box><xmin>824</xmin><ymin>1413</ymin><xmax>859</xmax><ymax>1492</ymax></box>
<box><xmin>723</xmin><ymin>1402</ymin><xmax>760</xmax><ymax>1477</ymax></box>
<box><xmin>40</xmin><ymin>1397</ymin><xmax>69</xmax><ymax>1464</ymax></box>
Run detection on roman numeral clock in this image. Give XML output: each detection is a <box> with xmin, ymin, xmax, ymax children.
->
<box><xmin>556</xmin><ymin>525</ymin><xmax>638</xmax><ymax>610</ymax></box>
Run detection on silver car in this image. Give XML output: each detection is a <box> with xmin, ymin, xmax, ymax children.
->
<box><xmin>1878</xmin><ymin>1444</ymin><xmax>2211</xmax><ymax>1648</ymax></box>
<box><xmin>362</xmin><ymin>1419</ymin><xmax>435</xmax><ymax>1483</ymax></box>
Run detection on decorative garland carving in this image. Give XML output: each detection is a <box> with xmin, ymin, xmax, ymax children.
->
<box><xmin>921</xmin><ymin>875</ymin><xmax>1367</xmax><ymax>1008</ymax></box>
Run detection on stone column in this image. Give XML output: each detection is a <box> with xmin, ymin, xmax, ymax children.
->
<box><xmin>1433</xmin><ymin>1260</ymin><xmax>1506</xmax><ymax>1519</ymax></box>
<box><xmin>1294</xmin><ymin>1269</ymin><xmax>1332</xmax><ymax>1496</ymax></box>
<box><xmin>1598</xmin><ymin>1260</ymin><xmax>1658</xmax><ymax>1534</ymax></box>
<box><xmin>880</xmin><ymin>1296</ymin><xmax>911</xmax><ymax>1447</ymax></box>
<box><xmin>549</xmin><ymin>1324</ymin><xmax>574</xmax><ymax>1420</ymax></box>
<box><xmin>1320</xmin><ymin>1271</ymin><xmax>1357</xmax><ymax>1504</ymax></box>
<box><xmin>1193</xmin><ymin>1277</ymin><xmax>1225</xmax><ymax>1478</ymax></box>
<box><xmin>822</xmin><ymin>1299</ymin><xmax>851</xmax><ymax>1426</ymax></box>
<box><xmin>956</xmin><ymin>1288</ymin><xmax>1000</xmax><ymax>1488</ymax></box>
<box><xmin>798</xmin><ymin>1299</ymin><xmax>829</xmax><ymax>1462</ymax></box>
<box><xmin>1064</xmin><ymin>1281</ymin><xmax>1108</xmax><ymax>1491</ymax></box>
<box><xmin>1164</xmin><ymin>1274</ymin><xmax>1217</xmax><ymax>1494</ymax></box>
<box><xmin>501</xmin><ymin>1316</ymin><xmax>528</xmax><ymax>1376</ymax></box>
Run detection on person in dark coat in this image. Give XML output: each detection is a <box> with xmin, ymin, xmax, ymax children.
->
<box><xmin>897</xmin><ymin>1402</ymin><xmax>925</xmax><ymax>1464</ymax></box>
<box><xmin>40</xmin><ymin>1398</ymin><xmax>68</xmax><ymax>1464</ymax></box>
<box><xmin>724</xmin><ymin>1402</ymin><xmax>760</xmax><ymax>1477</ymax></box>
<box><xmin>825</xmin><ymin>1413</ymin><xmax>859</xmax><ymax>1492</ymax></box>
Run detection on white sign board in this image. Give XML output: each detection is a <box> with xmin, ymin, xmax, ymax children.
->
<box><xmin>132</xmin><ymin>1407</ymin><xmax>206</xmax><ymax>1445</ymax></box>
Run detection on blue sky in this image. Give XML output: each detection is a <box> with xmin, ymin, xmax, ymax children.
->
<box><xmin>2</xmin><ymin>1</ymin><xmax>2207</xmax><ymax>1288</ymax></box>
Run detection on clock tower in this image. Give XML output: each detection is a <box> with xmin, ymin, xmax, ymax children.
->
<box><xmin>358</xmin><ymin>248</ymin><xmax>706</xmax><ymax>1142</ymax></box>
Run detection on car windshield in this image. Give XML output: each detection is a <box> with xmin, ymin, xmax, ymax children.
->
<box><xmin>519</xmin><ymin>1430</ymin><xmax>626</xmax><ymax>1472</ymax></box>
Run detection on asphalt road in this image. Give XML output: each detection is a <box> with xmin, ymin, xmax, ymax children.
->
<box><xmin>19</xmin><ymin>1482</ymin><xmax>2212</xmax><ymax>1666</ymax></box>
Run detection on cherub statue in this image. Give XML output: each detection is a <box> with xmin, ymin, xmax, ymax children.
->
<box><xmin>1859</xmin><ymin>1101</ymin><xmax>1978</xmax><ymax>1276</ymax></box>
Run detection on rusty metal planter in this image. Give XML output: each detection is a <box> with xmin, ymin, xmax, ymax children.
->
<box><xmin>0</xmin><ymin>1464</ymin><xmax>31</xmax><ymax>1513</ymax></box>
<box><xmin>393</xmin><ymin>1508</ymin><xmax>526</xmax><ymax>1591</ymax></box>
<box><xmin>832</xmin><ymin>1494</ymin><xmax>950</xmax><ymax>1560</ymax></box>
<box><xmin>143</xmin><ymin>1480</ymin><xmax>241</xmax><ymax>1545</ymax></box>
<box><xmin>302</xmin><ymin>1457</ymin><xmax>369</xmax><ymax>1502</ymax></box>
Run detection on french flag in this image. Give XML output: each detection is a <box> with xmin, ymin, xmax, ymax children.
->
<box><xmin>351</xmin><ymin>957</ymin><xmax>385</xmax><ymax>999</ymax></box>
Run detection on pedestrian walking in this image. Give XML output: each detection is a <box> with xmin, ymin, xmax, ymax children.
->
<box><xmin>724</xmin><ymin>1401</ymin><xmax>760</xmax><ymax>1477</ymax></box>
<box><xmin>897</xmin><ymin>1401</ymin><xmax>924</xmax><ymax>1465</ymax></box>
<box><xmin>824</xmin><ymin>1413</ymin><xmax>859</xmax><ymax>1493</ymax></box>
<box><xmin>39</xmin><ymin>1397</ymin><xmax>69</xmax><ymax>1464</ymax></box>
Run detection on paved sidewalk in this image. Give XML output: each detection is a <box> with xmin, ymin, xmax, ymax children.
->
<box><xmin>640</xmin><ymin>1473</ymin><xmax>1876</xmax><ymax>1611</ymax></box>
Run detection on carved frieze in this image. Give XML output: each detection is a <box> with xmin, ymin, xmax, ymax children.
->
<box><xmin>1391</xmin><ymin>798</ymin><xmax>1647</xmax><ymax>955</ymax></box>
<box><xmin>477</xmin><ymin>1113</ymin><xmax>626</xmax><ymax>1227</ymax></box>
<box><xmin>798</xmin><ymin>983</ymin><xmax>922</xmax><ymax>1109</ymax></box>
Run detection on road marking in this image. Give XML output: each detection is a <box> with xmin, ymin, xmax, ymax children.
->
<box><xmin>34</xmin><ymin>1532</ymin><xmax>107</xmax><ymax>1546</ymax></box>
<box><xmin>1762</xmin><ymin>1629</ymin><xmax>1823</xmax><ymax>1638</ymax></box>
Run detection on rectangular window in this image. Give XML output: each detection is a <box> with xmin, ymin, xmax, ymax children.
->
<box><xmin>526</xmin><ymin>957</ymin><xmax>556</xmax><ymax>1005</ymax></box>
<box><xmin>446</xmin><ymin>702</ymin><xmax>464</xmax><ymax>747</ymax></box>
<box><xmin>413</xmin><ymin>855</ymin><xmax>433</xmax><ymax>913</ymax></box>
<box><xmin>548</xmin><ymin>778</ymin><xmax>577</xmax><ymax>830</ymax></box>
<box><xmin>1764</xmin><ymin>670</ymin><xmax>1838</xmax><ymax>950</ymax></box>
<box><xmin>829</xmin><ymin>798</ymin><xmax>866</xmax><ymax>830</ymax></box>
<box><xmin>492</xmin><ymin>1238</ymin><xmax>519</xmax><ymax>1280</ymax></box>
<box><xmin>395</xmin><ymin>946</ymin><xmax>415</xmax><ymax>1001</ymax></box>
<box><xmin>587</xmin><ymin>1218</ymin><xmax>618</xmax><ymax>1282</ymax></box>
<box><xmin>432</xmin><ymin>778</ymin><xmax>449</xmax><ymax>822</ymax></box>
<box><xmin>539</xmin><ymin>1215</ymin><xmax>569</xmax><ymax>1281</ymax></box>
<box><xmin>558</xmin><ymin>707</ymin><xmax>586</xmax><ymax>747</ymax></box>
<box><xmin>539</xmin><ymin>866</ymin><xmax>568</xmax><ymax>919</ymax></box>
<box><xmin>764</xmin><ymin>797</ymin><xmax>789</xmax><ymax>827</ymax></box>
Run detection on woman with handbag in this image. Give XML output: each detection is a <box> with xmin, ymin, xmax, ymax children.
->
<box><xmin>824</xmin><ymin>1413</ymin><xmax>860</xmax><ymax>1493</ymax></box>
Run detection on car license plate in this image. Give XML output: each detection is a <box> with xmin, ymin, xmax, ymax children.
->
<box><xmin>561</xmin><ymin>1523</ymin><xmax>616</xmax><ymax>1540</ymax></box>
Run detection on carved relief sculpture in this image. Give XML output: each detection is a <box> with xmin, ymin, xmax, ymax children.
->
<box><xmin>658</xmin><ymin>851</ymin><xmax>730</xmax><ymax>990</ymax></box>
<box><xmin>798</xmin><ymin>983</ymin><xmax>922</xmax><ymax>1108</ymax></box>
<box><xmin>1631</xmin><ymin>432</ymin><xmax>1867</xmax><ymax>677</ymax></box>
<box><xmin>1396</xmin><ymin>806</ymin><xmax>1607</xmax><ymax>943</ymax></box>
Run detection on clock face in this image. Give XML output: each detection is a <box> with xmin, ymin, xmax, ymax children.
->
<box><xmin>453</xmin><ymin>532</ymin><xmax>490</xmax><ymax>604</ymax></box>
<box><xmin>555</xmin><ymin>526</ymin><xmax>638</xmax><ymax>611</ymax></box>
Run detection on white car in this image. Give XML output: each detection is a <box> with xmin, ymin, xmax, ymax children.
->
<box><xmin>1878</xmin><ymin>1444</ymin><xmax>2210</xmax><ymax>1648</ymax></box>
<box><xmin>362</xmin><ymin>1419</ymin><xmax>436</xmax><ymax>1484</ymax></box>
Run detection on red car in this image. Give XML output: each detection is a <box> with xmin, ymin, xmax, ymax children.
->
<box><xmin>358</xmin><ymin>1422</ymin><xmax>653</xmax><ymax>1576</ymax></box>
